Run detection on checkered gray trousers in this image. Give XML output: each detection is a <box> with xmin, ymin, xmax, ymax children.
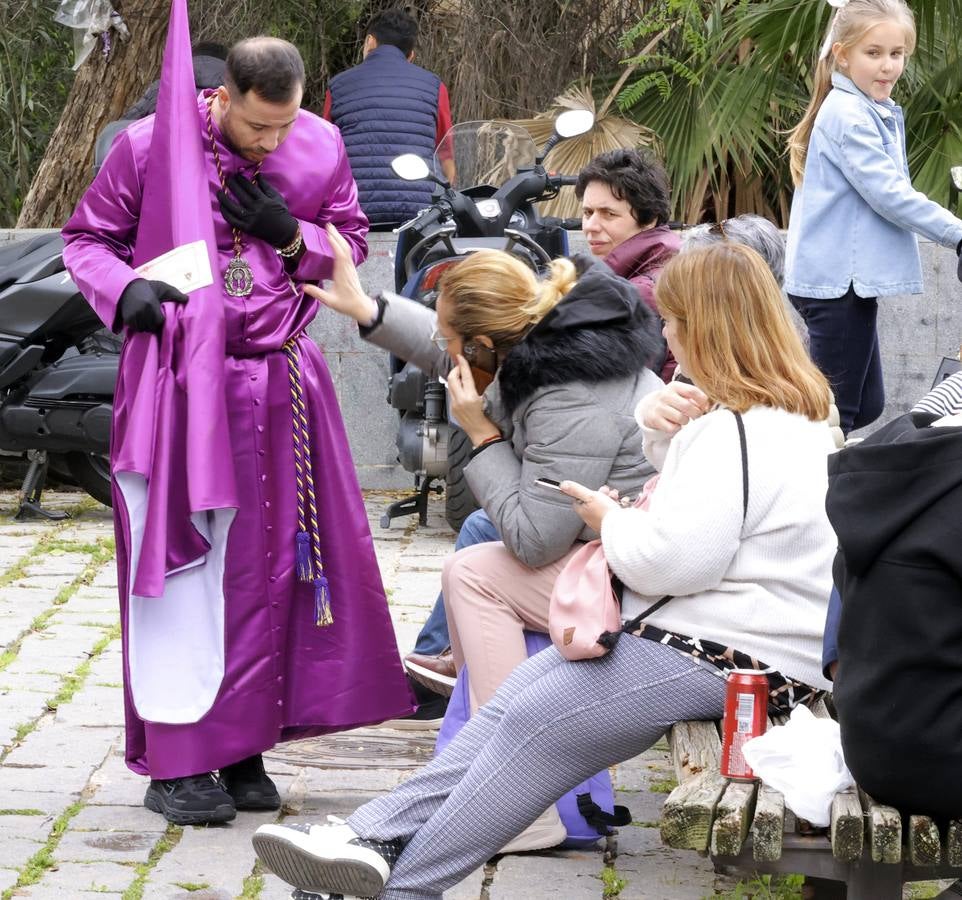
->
<box><xmin>347</xmin><ymin>636</ymin><xmax>727</xmax><ymax>899</ymax></box>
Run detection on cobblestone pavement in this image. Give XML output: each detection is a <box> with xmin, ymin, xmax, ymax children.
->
<box><xmin>0</xmin><ymin>488</ymin><xmax>736</xmax><ymax>900</ymax></box>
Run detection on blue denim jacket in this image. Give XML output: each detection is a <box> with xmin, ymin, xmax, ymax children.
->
<box><xmin>785</xmin><ymin>73</ymin><xmax>962</xmax><ymax>299</ymax></box>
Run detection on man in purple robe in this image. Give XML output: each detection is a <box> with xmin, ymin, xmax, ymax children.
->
<box><xmin>62</xmin><ymin>35</ymin><xmax>414</xmax><ymax>826</ymax></box>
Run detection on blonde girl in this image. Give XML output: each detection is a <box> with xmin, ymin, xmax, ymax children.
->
<box><xmin>784</xmin><ymin>0</ymin><xmax>962</xmax><ymax>435</ymax></box>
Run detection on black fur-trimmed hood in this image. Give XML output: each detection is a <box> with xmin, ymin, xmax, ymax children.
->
<box><xmin>497</xmin><ymin>255</ymin><xmax>662</xmax><ymax>416</ymax></box>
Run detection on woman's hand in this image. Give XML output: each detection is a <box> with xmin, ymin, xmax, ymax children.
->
<box><xmin>560</xmin><ymin>480</ymin><xmax>620</xmax><ymax>532</ymax></box>
<box><xmin>641</xmin><ymin>381</ymin><xmax>710</xmax><ymax>434</ymax></box>
<box><xmin>303</xmin><ymin>223</ymin><xmax>379</xmax><ymax>324</ymax></box>
<box><xmin>448</xmin><ymin>355</ymin><xmax>500</xmax><ymax>445</ymax></box>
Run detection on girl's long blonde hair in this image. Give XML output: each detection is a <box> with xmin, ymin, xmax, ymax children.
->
<box><xmin>656</xmin><ymin>244</ymin><xmax>830</xmax><ymax>420</ymax></box>
<box><xmin>787</xmin><ymin>0</ymin><xmax>916</xmax><ymax>186</ymax></box>
<box><xmin>438</xmin><ymin>250</ymin><xmax>577</xmax><ymax>352</ymax></box>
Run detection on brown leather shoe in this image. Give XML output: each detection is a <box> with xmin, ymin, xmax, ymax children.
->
<box><xmin>404</xmin><ymin>650</ymin><xmax>457</xmax><ymax>697</ymax></box>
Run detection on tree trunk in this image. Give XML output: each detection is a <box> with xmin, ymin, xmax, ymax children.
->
<box><xmin>17</xmin><ymin>0</ymin><xmax>168</xmax><ymax>228</ymax></box>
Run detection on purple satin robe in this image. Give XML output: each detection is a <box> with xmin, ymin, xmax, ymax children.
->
<box><xmin>62</xmin><ymin>97</ymin><xmax>415</xmax><ymax>779</ymax></box>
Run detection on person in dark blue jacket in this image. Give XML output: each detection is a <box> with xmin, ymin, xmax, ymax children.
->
<box><xmin>323</xmin><ymin>9</ymin><xmax>454</xmax><ymax>229</ymax></box>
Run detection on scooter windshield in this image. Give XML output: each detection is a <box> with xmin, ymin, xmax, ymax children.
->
<box><xmin>434</xmin><ymin>122</ymin><xmax>536</xmax><ymax>192</ymax></box>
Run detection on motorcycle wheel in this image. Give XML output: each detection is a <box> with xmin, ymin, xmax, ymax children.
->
<box><xmin>65</xmin><ymin>452</ymin><xmax>113</xmax><ymax>508</ymax></box>
<box><xmin>444</xmin><ymin>425</ymin><xmax>480</xmax><ymax>532</ymax></box>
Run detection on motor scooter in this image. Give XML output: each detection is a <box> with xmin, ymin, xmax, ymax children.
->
<box><xmin>0</xmin><ymin>233</ymin><xmax>117</xmax><ymax>519</ymax></box>
<box><xmin>381</xmin><ymin>109</ymin><xmax>592</xmax><ymax>530</ymax></box>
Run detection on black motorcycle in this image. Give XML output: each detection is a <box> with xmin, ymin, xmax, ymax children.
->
<box><xmin>0</xmin><ymin>233</ymin><xmax>117</xmax><ymax>519</ymax></box>
<box><xmin>381</xmin><ymin>110</ymin><xmax>593</xmax><ymax>531</ymax></box>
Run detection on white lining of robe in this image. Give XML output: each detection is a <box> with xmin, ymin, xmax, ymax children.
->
<box><xmin>117</xmin><ymin>471</ymin><xmax>234</xmax><ymax>724</ymax></box>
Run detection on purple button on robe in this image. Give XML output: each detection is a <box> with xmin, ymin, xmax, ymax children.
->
<box><xmin>62</xmin><ymin>95</ymin><xmax>415</xmax><ymax>779</ymax></box>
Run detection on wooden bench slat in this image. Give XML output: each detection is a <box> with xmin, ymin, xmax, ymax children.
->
<box><xmin>830</xmin><ymin>788</ymin><xmax>864</xmax><ymax>861</ymax></box>
<box><xmin>948</xmin><ymin>821</ymin><xmax>962</xmax><ymax>867</ymax></box>
<box><xmin>711</xmin><ymin>780</ymin><xmax>758</xmax><ymax>857</ymax></box>
<box><xmin>909</xmin><ymin>815</ymin><xmax>942</xmax><ymax>866</ymax></box>
<box><xmin>858</xmin><ymin>789</ymin><xmax>902</xmax><ymax>864</ymax></box>
<box><xmin>661</xmin><ymin>770</ymin><xmax>728</xmax><ymax>852</ymax></box>
<box><xmin>751</xmin><ymin>784</ymin><xmax>784</xmax><ymax>862</ymax></box>
<box><xmin>668</xmin><ymin>720</ymin><xmax>720</xmax><ymax>784</ymax></box>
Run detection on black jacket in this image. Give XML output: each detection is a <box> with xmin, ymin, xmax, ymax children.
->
<box><xmin>498</xmin><ymin>255</ymin><xmax>663</xmax><ymax>416</ymax></box>
<box><xmin>828</xmin><ymin>414</ymin><xmax>962</xmax><ymax>819</ymax></box>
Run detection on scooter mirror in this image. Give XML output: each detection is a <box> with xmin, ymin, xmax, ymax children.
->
<box><xmin>392</xmin><ymin>153</ymin><xmax>432</xmax><ymax>182</ymax></box>
<box><xmin>554</xmin><ymin>109</ymin><xmax>595</xmax><ymax>139</ymax></box>
<box><xmin>952</xmin><ymin>166</ymin><xmax>962</xmax><ymax>192</ymax></box>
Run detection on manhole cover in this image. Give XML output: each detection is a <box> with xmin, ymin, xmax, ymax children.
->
<box><xmin>268</xmin><ymin>729</ymin><xmax>436</xmax><ymax>770</ymax></box>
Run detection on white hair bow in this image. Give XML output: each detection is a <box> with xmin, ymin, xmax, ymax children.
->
<box><xmin>819</xmin><ymin>0</ymin><xmax>851</xmax><ymax>59</ymax></box>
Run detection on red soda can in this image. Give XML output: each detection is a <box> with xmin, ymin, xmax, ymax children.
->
<box><xmin>720</xmin><ymin>669</ymin><xmax>769</xmax><ymax>780</ymax></box>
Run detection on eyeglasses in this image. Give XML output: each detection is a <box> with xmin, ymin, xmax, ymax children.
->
<box><xmin>430</xmin><ymin>327</ymin><xmax>451</xmax><ymax>351</ymax></box>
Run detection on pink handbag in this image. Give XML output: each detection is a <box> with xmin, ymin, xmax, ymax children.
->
<box><xmin>549</xmin><ymin>540</ymin><xmax>623</xmax><ymax>661</ymax></box>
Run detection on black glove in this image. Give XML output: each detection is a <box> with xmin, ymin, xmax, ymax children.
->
<box><xmin>217</xmin><ymin>174</ymin><xmax>298</xmax><ymax>248</ymax></box>
<box><xmin>118</xmin><ymin>279</ymin><xmax>188</xmax><ymax>333</ymax></box>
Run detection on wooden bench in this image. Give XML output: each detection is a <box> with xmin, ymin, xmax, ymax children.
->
<box><xmin>661</xmin><ymin>702</ymin><xmax>962</xmax><ymax>898</ymax></box>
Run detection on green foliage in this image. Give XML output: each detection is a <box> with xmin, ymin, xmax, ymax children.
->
<box><xmin>1</xmin><ymin>0</ymin><xmax>370</xmax><ymax>227</ymax></box>
<box><xmin>617</xmin><ymin>0</ymin><xmax>962</xmax><ymax>224</ymax></box>
<box><xmin>713</xmin><ymin>872</ymin><xmax>804</xmax><ymax>899</ymax></box>
<box><xmin>600</xmin><ymin>865</ymin><xmax>628</xmax><ymax>898</ymax></box>
<box><xmin>0</xmin><ymin>0</ymin><xmax>73</xmax><ymax>225</ymax></box>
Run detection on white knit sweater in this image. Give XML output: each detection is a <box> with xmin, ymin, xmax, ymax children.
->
<box><xmin>601</xmin><ymin>405</ymin><xmax>835</xmax><ymax>690</ymax></box>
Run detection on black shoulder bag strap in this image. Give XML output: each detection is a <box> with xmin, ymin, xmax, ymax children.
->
<box><xmin>602</xmin><ymin>410</ymin><xmax>749</xmax><ymax>640</ymax></box>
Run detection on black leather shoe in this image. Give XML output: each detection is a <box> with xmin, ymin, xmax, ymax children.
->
<box><xmin>220</xmin><ymin>753</ymin><xmax>281</xmax><ymax>811</ymax></box>
<box><xmin>144</xmin><ymin>773</ymin><xmax>236</xmax><ymax>825</ymax></box>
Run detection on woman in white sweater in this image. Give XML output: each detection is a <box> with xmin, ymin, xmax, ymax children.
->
<box><xmin>252</xmin><ymin>242</ymin><xmax>837</xmax><ymax>900</ymax></box>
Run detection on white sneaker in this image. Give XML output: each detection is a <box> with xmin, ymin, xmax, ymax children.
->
<box><xmin>498</xmin><ymin>806</ymin><xmax>567</xmax><ymax>854</ymax></box>
<box><xmin>253</xmin><ymin>818</ymin><xmax>400</xmax><ymax>898</ymax></box>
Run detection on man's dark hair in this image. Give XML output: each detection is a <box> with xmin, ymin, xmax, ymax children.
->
<box><xmin>225</xmin><ymin>37</ymin><xmax>305</xmax><ymax>104</ymax></box>
<box><xmin>368</xmin><ymin>8</ymin><xmax>419</xmax><ymax>57</ymax></box>
<box><xmin>193</xmin><ymin>41</ymin><xmax>229</xmax><ymax>60</ymax></box>
<box><xmin>575</xmin><ymin>148</ymin><xmax>672</xmax><ymax>228</ymax></box>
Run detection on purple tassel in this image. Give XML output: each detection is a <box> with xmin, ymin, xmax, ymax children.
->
<box><xmin>295</xmin><ymin>531</ymin><xmax>313</xmax><ymax>582</ymax></box>
<box><xmin>314</xmin><ymin>575</ymin><xmax>333</xmax><ymax>627</ymax></box>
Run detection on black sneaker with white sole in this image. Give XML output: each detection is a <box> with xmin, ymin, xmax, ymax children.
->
<box><xmin>144</xmin><ymin>773</ymin><xmax>236</xmax><ymax>825</ymax></box>
<box><xmin>253</xmin><ymin>819</ymin><xmax>402</xmax><ymax>898</ymax></box>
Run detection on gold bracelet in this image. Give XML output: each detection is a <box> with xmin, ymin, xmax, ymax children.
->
<box><xmin>277</xmin><ymin>228</ymin><xmax>303</xmax><ymax>258</ymax></box>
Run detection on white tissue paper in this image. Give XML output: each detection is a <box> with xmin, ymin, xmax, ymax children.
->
<box><xmin>741</xmin><ymin>705</ymin><xmax>854</xmax><ymax>826</ymax></box>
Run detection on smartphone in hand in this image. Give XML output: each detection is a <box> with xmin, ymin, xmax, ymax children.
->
<box><xmin>534</xmin><ymin>477</ymin><xmax>564</xmax><ymax>491</ymax></box>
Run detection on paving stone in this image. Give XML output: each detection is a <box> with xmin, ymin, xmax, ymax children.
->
<box><xmin>55</xmin><ymin>828</ymin><xmax>158</xmax><ymax>863</ymax></box>
<box><xmin>70</xmin><ymin>803</ymin><xmax>169</xmax><ymax>832</ymax></box>
<box><xmin>0</xmin><ymin>834</ymin><xmax>45</xmax><ymax>868</ymax></box>
<box><xmin>144</xmin><ymin>816</ymin><xmax>274</xmax><ymax>897</ymax></box>
<box><xmin>612</xmin><ymin>823</ymin><xmax>730</xmax><ymax>899</ymax></box>
<box><xmin>22</xmin><ymin>553</ymin><xmax>90</xmax><ymax>578</ymax></box>
<box><xmin>0</xmin><ymin>673</ymin><xmax>62</xmax><ymax>695</ymax></box>
<box><xmin>388</xmin><ymin>571</ymin><xmax>444</xmax><ymax>609</ymax></box>
<box><xmin>4</xmin><ymin>721</ymin><xmax>116</xmax><ymax>769</ymax></box>
<box><xmin>53</xmin><ymin>692</ymin><xmax>125</xmax><ymax>729</ymax></box>
<box><xmin>489</xmin><ymin>849</ymin><xmax>604</xmax><ymax>898</ymax></box>
<box><xmin>5</xmin><ymin>575</ymin><xmax>74</xmax><ymax>592</ymax></box>
<box><xmin>0</xmin><ymin>868</ymin><xmax>19</xmax><ymax>892</ymax></box>
<box><xmin>0</xmin><ymin>790</ymin><xmax>72</xmax><ymax>815</ymax></box>
<box><xmin>0</xmin><ymin>764</ymin><xmax>92</xmax><ymax>795</ymax></box>
<box><xmin>28</xmin><ymin>860</ymin><xmax>135</xmax><ymax>893</ymax></box>
<box><xmin>86</xmin><ymin>752</ymin><xmax>147</xmax><ymax>807</ymax></box>
<box><xmin>0</xmin><ymin>812</ymin><xmax>55</xmax><ymax>841</ymax></box>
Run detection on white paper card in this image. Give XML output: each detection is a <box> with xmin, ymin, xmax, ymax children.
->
<box><xmin>134</xmin><ymin>240</ymin><xmax>213</xmax><ymax>294</ymax></box>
